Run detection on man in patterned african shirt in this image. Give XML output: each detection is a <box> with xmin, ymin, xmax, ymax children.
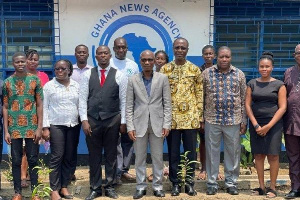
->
<box><xmin>3</xmin><ymin>52</ymin><xmax>43</xmax><ymax>200</ymax></box>
<box><xmin>202</xmin><ymin>46</ymin><xmax>247</xmax><ymax>196</ymax></box>
<box><xmin>160</xmin><ymin>38</ymin><xmax>203</xmax><ymax>197</ymax></box>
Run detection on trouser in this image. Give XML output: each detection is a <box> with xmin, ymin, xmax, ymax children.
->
<box><xmin>86</xmin><ymin>114</ymin><xmax>120</xmax><ymax>192</ymax></box>
<box><xmin>285</xmin><ymin>134</ymin><xmax>300</xmax><ymax>190</ymax></box>
<box><xmin>167</xmin><ymin>129</ymin><xmax>198</xmax><ymax>185</ymax></box>
<box><xmin>134</xmin><ymin>121</ymin><xmax>164</xmax><ymax>191</ymax></box>
<box><xmin>70</xmin><ymin>120</ymin><xmax>81</xmax><ymax>176</ymax></box>
<box><xmin>11</xmin><ymin>138</ymin><xmax>39</xmax><ymax>194</ymax></box>
<box><xmin>49</xmin><ymin>124</ymin><xmax>80</xmax><ymax>191</ymax></box>
<box><xmin>116</xmin><ymin>133</ymin><xmax>134</xmax><ymax>177</ymax></box>
<box><xmin>205</xmin><ymin>122</ymin><xmax>241</xmax><ymax>189</ymax></box>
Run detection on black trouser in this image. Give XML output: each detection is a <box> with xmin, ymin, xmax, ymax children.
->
<box><xmin>11</xmin><ymin>138</ymin><xmax>39</xmax><ymax>194</ymax></box>
<box><xmin>49</xmin><ymin>124</ymin><xmax>81</xmax><ymax>191</ymax></box>
<box><xmin>167</xmin><ymin>129</ymin><xmax>198</xmax><ymax>185</ymax></box>
<box><xmin>86</xmin><ymin>114</ymin><xmax>120</xmax><ymax>192</ymax></box>
<box><xmin>70</xmin><ymin>120</ymin><xmax>81</xmax><ymax>176</ymax></box>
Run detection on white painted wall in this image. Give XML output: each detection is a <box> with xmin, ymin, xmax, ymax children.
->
<box><xmin>58</xmin><ymin>0</ymin><xmax>211</xmax><ymax>65</ymax></box>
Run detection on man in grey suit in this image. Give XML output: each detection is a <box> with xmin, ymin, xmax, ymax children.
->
<box><xmin>126</xmin><ymin>50</ymin><xmax>172</xmax><ymax>199</ymax></box>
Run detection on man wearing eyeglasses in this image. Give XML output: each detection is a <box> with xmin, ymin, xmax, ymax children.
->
<box><xmin>110</xmin><ymin>37</ymin><xmax>139</xmax><ymax>184</ymax></box>
<box><xmin>160</xmin><ymin>38</ymin><xmax>204</xmax><ymax>197</ymax></box>
<box><xmin>283</xmin><ymin>44</ymin><xmax>300</xmax><ymax>199</ymax></box>
<box><xmin>126</xmin><ymin>50</ymin><xmax>172</xmax><ymax>199</ymax></box>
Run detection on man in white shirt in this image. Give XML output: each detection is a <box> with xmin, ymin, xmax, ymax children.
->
<box><xmin>70</xmin><ymin>44</ymin><xmax>93</xmax><ymax>181</ymax></box>
<box><xmin>110</xmin><ymin>37</ymin><xmax>139</xmax><ymax>184</ymax></box>
<box><xmin>79</xmin><ymin>45</ymin><xmax>127</xmax><ymax>200</ymax></box>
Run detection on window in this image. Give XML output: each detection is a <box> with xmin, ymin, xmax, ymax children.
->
<box><xmin>0</xmin><ymin>0</ymin><xmax>56</xmax><ymax>78</ymax></box>
<box><xmin>214</xmin><ymin>1</ymin><xmax>300</xmax><ymax>81</ymax></box>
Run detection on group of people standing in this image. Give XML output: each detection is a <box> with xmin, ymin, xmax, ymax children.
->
<box><xmin>0</xmin><ymin>37</ymin><xmax>300</xmax><ymax>200</ymax></box>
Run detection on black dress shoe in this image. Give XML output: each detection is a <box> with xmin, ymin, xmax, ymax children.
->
<box><xmin>59</xmin><ymin>193</ymin><xmax>73</xmax><ymax>199</ymax></box>
<box><xmin>153</xmin><ymin>190</ymin><xmax>165</xmax><ymax>197</ymax></box>
<box><xmin>226</xmin><ymin>187</ymin><xmax>239</xmax><ymax>195</ymax></box>
<box><xmin>85</xmin><ymin>191</ymin><xmax>102</xmax><ymax>200</ymax></box>
<box><xmin>206</xmin><ymin>187</ymin><xmax>217</xmax><ymax>195</ymax></box>
<box><xmin>105</xmin><ymin>188</ymin><xmax>118</xmax><ymax>199</ymax></box>
<box><xmin>185</xmin><ymin>184</ymin><xmax>197</xmax><ymax>196</ymax></box>
<box><xmin>133</xmin><ymin>190</ymin><xmax>146</xmax><ymax>199</ymax></box>
<box><xmin>171</xmin><ymin>184</ymin><xmax>181</xmax><ymax>196</ymax></box>
<box><xmin>285</xmin><ymin>190</ymin><xmax>300</xmax><ymax>199</ymax></box>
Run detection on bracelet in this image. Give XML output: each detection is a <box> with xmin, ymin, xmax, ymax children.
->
<box><xmin>254</xmin><ymin>124</ymin><xmax>260</xmax><ymax>129</ymax></box>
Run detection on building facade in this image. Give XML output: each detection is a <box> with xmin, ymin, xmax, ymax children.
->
<box><xmin>1</xmin><ymin>0</ymin><xmax>299</xmax><ymax>154</ymax></box>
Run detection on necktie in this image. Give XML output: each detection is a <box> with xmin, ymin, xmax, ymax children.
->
<box><xmin>100</xmin><ymin>69</ymin><xmax>106</xmax><ymax>87</ymax></box>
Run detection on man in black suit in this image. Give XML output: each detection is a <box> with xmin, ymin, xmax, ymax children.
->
<box><xmin>79</xmin><ymin>45</ymin><xmax>127</xmax><ymax>199</ymax></box>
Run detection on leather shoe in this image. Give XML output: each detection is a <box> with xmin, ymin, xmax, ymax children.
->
<box><xmin>171</xmin><ymin>184</ymin><xmax>181</xmax><ymax>196</ymax></box>
<box><xmin>122</xmin><ymin>172</ymin><xmax>136</xmax><ymax>181</ymax></box>
<box><xmin>12</xmin><ymin>194</ymin><xmax>22</xmax><ymax>200</ymax></box>
<box><xmin>85</xmin><ymin>191</ymin><xmax>102</xmax><ymax>200</ymax></box>
<box><xmin>226</xmin><ymin>187</ymin><xmax>239</xmax><ymax>195</ymax></box>
<box><xmin>285</xmin><ymin>190</ymin><xmax>300</xmax><ymax>199</ymax></box>
<box><xmin>105</xmin><ymin>188</ymin><xmax>118</xmax><ymax>199</ymax></box>
<box><xmin>185</xmin><ymin>184</ymin><xmax>197</xmax><ymax>196</ymax></box>
<box><xmin>115</xmin><ymin>176</ymin><xmax>122</xmax><ymax>185</ymax></box>
<box><xmin>153</xmin><ymin>190</ymin><xmax>165</xmax><ymax>197</ymax></box>
<box><xmin>133</xmin><ymin>190</ymin><xmax>146</xmax><ymax>199</ymax></box>
<box><xmin>206</xmin><ymin>187</ymin><xmax>217</xmax><ymax>195</ymax></box>
<box><xmin>59</xmin><ymin>193</ymin><xmax>73</xmax><ymax>199</ymax></box>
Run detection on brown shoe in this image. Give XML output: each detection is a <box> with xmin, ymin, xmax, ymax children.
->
<box><xmin>122</xmin><ymin>172</ymin><xmax>136</xmax><ymax>181</ymax></box>
<box><xmin>12</xmin><ymin>194</ymin><xmax>22</xmax><ymax>200</ymax></box>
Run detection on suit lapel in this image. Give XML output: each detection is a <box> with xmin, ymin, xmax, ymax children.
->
<box><xmin>135</xmin><ymin>73</ymin><xmax>149</xmax><ymax>101</ymax></box>
<box><xmin>149</xmin><ymin>72</ymin><xmax>158</xmax><ymax>100</ymax></box>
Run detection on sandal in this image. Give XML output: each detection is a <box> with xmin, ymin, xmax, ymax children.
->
<box><xmin>266</xmin><ymin>188</ymin><xmax>277</xmax><ymax>198</ymax></box>
<box><xmin>251</xmin><ymin>187</ymin><xmax>265</xmax><ymax>196</ymax></box>
<box><xmin>21</xmin><ymin>179</ymin><xmax>29</xmax><ymax>188</ymax></box>
<box><xmin>217</xmin><ymin>173</ymin><xmax>224</xmax><ymax>180</ymax></box>
<box><xmin>147</xmin><ymin>174</ymin><xmax>153</xmax><ymax>182</ymax></box>
<box><xmin>197</xmin><ymin>170</ymin><xmax>206</xmax><ymax>180</ymax></box>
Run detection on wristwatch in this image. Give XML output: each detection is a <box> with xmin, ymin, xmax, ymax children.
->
<box><xmin>254</xmin><ymin>124</ymin><xmax>260</xmax><ymax>129</ymax></box>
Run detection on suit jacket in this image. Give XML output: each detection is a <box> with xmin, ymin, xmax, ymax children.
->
<box><xmin>126</xmin><ymin>71</ymin><xmax>172</xmax><ymax>137</ymax></box>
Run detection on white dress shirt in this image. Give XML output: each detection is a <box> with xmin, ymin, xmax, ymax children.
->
<box><xmin>43</xmin><ymin>78</ymin><xmax>80</xmax><ymax>128</ymax></box>
<box><xmin>71</xmin><ymin>63</ymin><xmax>93</xmax><ymax>83</ymax></box>
<box><xmin>79</xmin><ymin>65</ymin><xmax>127</xmax><ymax>124</ymax></box>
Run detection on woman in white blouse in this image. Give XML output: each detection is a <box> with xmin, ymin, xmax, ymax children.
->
<box><xmin>42</xmin><ymin>59</ymin><xmax>80</xmax><ymax>200</ymax></box>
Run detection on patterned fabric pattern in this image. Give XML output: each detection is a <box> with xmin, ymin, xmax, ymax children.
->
<box><xmin>3</xmin><ymin>74</ymin><xmax>43</xmax><ymax>139</ymax></box>
<box><xmin>202</xmin><ymin>65</ymin><xmax>247</xmax><ymax>125</ymax></box>
<box><xmin>160</xmin><ymin>60</ymin><xmax>203</xmax><ymax>129</ymax></box>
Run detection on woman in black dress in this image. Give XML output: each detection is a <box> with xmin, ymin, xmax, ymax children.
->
<box><xmin>245</xmin><ymin>52</ymin><xmax>287</xmax><ymax>198</ymax></box>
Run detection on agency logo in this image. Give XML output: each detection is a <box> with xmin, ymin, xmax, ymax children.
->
<box><xmin>88</xmin><ymin>0</ymin><xmax>182</xmax><ymax>69</ymax></box>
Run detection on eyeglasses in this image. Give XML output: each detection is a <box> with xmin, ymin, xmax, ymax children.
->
<box><xmin>174</xmin><ymin>46</ymin><xmax>188</xmax><ymax>50</ymax></box>
<box><xmin>54</xmin><ymin>67</ymin><xmax>68</xmax><ymax>71</ymax></box>
<box><xmin>114</xmin><ymin>46</ymin><xmax>127</xmax><ymax>50</ymax></box>
<box><xmin>141</xmin><ymin>58</ymin><xmax>154</xmax><ymax>63</ymax></box>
